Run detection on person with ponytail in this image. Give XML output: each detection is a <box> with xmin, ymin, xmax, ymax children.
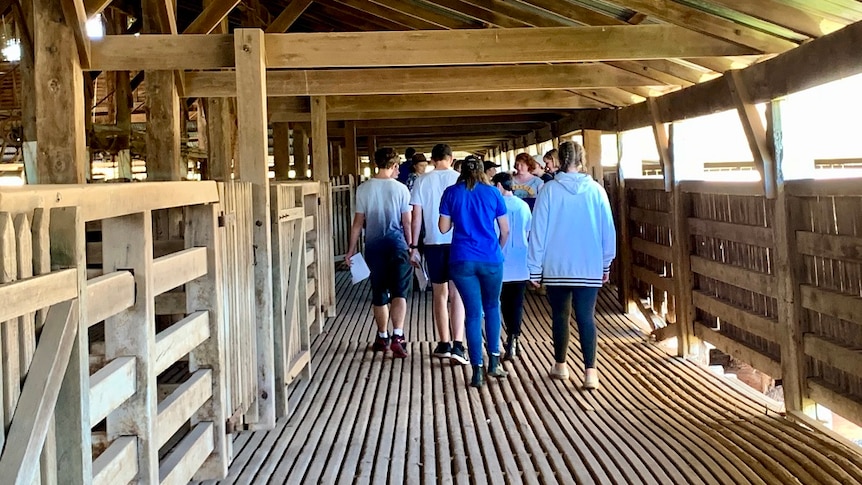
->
<box><xmin>527</xmin><ymin>141</ymin><xmax>616</xmax><ymax>390</ymax></box>
<box><xmin>438</xmin><ymin>155</ymin><xmax>510</xmax><ymax>388</ymax></box>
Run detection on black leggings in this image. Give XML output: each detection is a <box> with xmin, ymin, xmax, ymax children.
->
<box><xmin>501</xmin><ymin>281</ymin><xmax>527</xmax><ymax>338</ymax></box>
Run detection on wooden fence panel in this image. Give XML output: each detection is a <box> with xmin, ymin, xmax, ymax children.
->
<box><xmin>790</xmin><ymin>180</ymin><xmax>862</xmax><ymax>424</ymax></box>
<box><xmin>331</xmin><ymin>175</ymin><xmax>355</xmax><ymax>262</ymax></box>
<box><xmin>625</xmin><ymin>180</ymin><xmax>673</xmax><ymax>326</ymax></box>
<box><xmin>686</xmin><ymin>187</ymin><xmax>781</xmax><ymax>373</ymax></box>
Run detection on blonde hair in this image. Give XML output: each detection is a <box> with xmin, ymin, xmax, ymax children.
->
<box><xmin>558</xmin><ymin>141</ymin><xmax>585</xmax><ymax>172</ymax></box>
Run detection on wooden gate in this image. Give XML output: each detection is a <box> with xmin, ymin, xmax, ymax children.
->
<box><xmin>270</xmin><ymin>183</ymin><xmax>314</xmax><ymax>417</ymax></box>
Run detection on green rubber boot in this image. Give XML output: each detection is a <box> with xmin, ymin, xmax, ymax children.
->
<box><xmin>488</xmin><ymin>355</ymin><xmax>508</xmax><ymax>378</ymax></box>
<box><xmin>470</xmin><ymin>365</ymin><xmax>485</xmax><ymax>388</ymax></box>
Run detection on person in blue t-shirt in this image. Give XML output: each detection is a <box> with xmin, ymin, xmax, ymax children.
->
<box><xmin>438</xmin><ymin>156</ymin><xmax>510</xmax><ymax>388</ymax></box>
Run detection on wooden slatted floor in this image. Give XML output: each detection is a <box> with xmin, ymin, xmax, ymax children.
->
<box><xmin>201</xmin><ymin>271</ymin><xmax>862</xmax><ymax>484</ymax></box>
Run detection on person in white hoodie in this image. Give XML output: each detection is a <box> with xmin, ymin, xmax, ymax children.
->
<box><xmin>527</xmin><ymin>141</ymin><xmax>616</xmax><ymax>390</ymax></box>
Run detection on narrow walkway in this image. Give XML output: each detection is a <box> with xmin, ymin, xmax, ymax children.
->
<box><xmin>204</xmin><ymin>271</ymin><xmax>862</xmax><ymax>484</ymax></box>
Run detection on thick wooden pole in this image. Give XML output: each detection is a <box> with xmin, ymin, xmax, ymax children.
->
<box><xmin>204</xmin><ymin>98</ymin><xmax>234</xmax><ymax>181</ymax></box>
<box><xmin>34</xmin><ymin>0</ymin><xmax>87</xmax><ymax>184</ymax></box>
<box><xmin>292</xmin><ymin>123</ymin><xmax>309</xmax><ymax>178</ymax></box>
<box><xmin>311</xmin><ymin>96</ymin><xmax>330</xmax><ymax>182</ymax></box>
<box><xmin>272</xmin><ymin>122</ymin><xmax>291</xmax><ymax>180</ymax></box>
<box><xmin>235</xmin><ymin>28</ymin><xmax>276</xmax><ymax>430</ymax></box>
<box><xmin>17</xmin><ymin>1</ymin><xmax>37</xmax><ymax>184</ymax></box>
<box><xmin>145</xmin><ymin>70</ymin><xmax>183</xmax><ymax>180</ymax></box>
<box><xmin>616</xmin><ymin>132</ymin><xmax>635</xmax><ymax>313</ymax></box>
<box><xmin>343</xmin><ymin>121</ymin><xmax>358</xmax><ymax>177</ymax></box>
<box><xmin>582</xmin><ymin>129</ymin><xmax>603</xmax><ymax>181</ymax></box>
<box><xmin>769</xmin><ymin>101</ymin><xmax>814</xmax><ymax>415</ymax></box>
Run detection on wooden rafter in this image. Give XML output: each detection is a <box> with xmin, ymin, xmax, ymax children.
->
<box><xmin>142</xmin><ymin>0</ymin><xmax>178</xmax><ymax>34</ymax></box>
<box><xmin>183</xmin><ymin>0</ymin><xmax>241</xmax><ymax>34</ymax></box>
<box><xmin>60</xmin><ymin>0</ymin><xmax>91</xmax><ymax>68</ymax></box>
<box><xmin>266</xmin><ymin>0</ymin><xmax>314</xmax><ymax>33</ymax></box>
<box><xmin>368</xmin><ymin>0</ymin><xmax>480</xmax><ymax>29</ymax></box>
<box><xmin>604</xmin><ymin>0</ymin><xmax>798</xmax><ymax>52</ymax></box>
<box><xmin>328</xmin><ymin>0</ymin><xmax>443</xmax><ymax>30</ymax></box>
<box><xmin>420</xmin><ymin>0</ymin><xmax>529</xmax><ymax>28</ymax></box>
<box><xmin>83</xmin><ymin>0</ymin><xmax>112</xmax><ymax>17</ymax></box>
<box><xmin>706</xmin><ymin>0</ymin><xmax>845</xmax><ymax>38</ymax></box>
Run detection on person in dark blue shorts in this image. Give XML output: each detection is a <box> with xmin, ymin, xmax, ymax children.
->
<box><xmin>346</xmin><ymin>147</ymin><xmax>414</xmax><ymax>358</ymax></box>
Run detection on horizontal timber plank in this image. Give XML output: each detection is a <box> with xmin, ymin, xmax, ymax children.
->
<box><xmin>92</xmin><ymin>436</ymin><xmax>137</xmax><ymax>485</ymax></box>
<box><xmin>154</xmin><ymin>311</ymin><xmax>210</xmax><ymax>375</ymax></box>
<box><xmin>0</xmin><ymin>269</ymin><xmax>76</xmax><ymax>322</ymax></box>
<box><xmin>796</xmin><ymin>231</ymin><xmax>862</xmax><ymax>264</ymax></box>
<box><xmin>185</xmin><ymin>63</ymin><xmax>666</xmax><ymax>97</ymax></box>
<box><xmin>694</xmin><ymin>322</ymin><xmax>782</xmax><ymax>378</ymax></box>
<box><xmin>86</xmin><ymin>271</ymin><xmax>135</xmax><ymax>326</ymax></box>
<box><xmin>159</xmin><ymin>422</ymin><xmax>214</xmax><ymax>485</ymax></box>
<box><xmin>629</xmin><ymin>206</ymin><xmax>671</xmax><ymax>227</ymax></box>
<box><xmin>680</xmin><ymin>180</ymin><xmax>766</xmax><ymax>196</ymax></box>
<box><xmin>625</xmin><ymin>178</ymin><xmax>665</xmax><ymax>191</ymax></box>
<box><xmin>804</xmin><ymin>335</ymin><xmax>862</xmax><ymax>381</ymax></box>
<box><xmin>807</xmin><ymin>379</ymin><xmax>862</xmax><ymax>430</ymax></box>
<box><xmin>631</xmin><ymin>237</ymin><xmax>672</xmax><ymax>262</ymax></box>
<box><xmin>786</xmin><ymin>178</ymin><xmax>862</xmax><ymax>197</ymax></box>
<box><xmin>800</xmin><ymin>285</ymin><xmax>862</xmax><ymax>325</ymax></box>
<box><xmin>690</xmin><ymin>256</ymin><xmax>775</xmax><ymax>295</ymax></box>
<box><xmin>89</xmin><ymin>356</ymin><xmax>136</xmax><ymax>425</ymax></box>
<box><xmin>156</xmin><ymin>370</ymin><xmax>213</xmax><ymax>448</ymax></box>
<box><xmin>633</xmin><ymin>265</ymin><xmax>674</xmax><ymax>293</ymax></box>
<box><xmin>152</xmin><ymin>247</ymin><xmax>208</xmax><ymax>296</ymax></box>
<box><xmin>316</xmin><ymin>91</ymin><xmax>607</xmax><ymax>112</ymax></box>
<box><xmin>264</xmin><ymin>26</ymin><xmax>756</xmax><ymax>68</ymax></box>
<box><xmin>691</xmin><ymin>291</ymin><xmax>777</xmax><ymax>342</ymax></box>
<box><xmin>90</xmin><ymin>35</ymin><xmax>235</xmax><ymax>71</ymax></box>
<box><xmin>0</xmin><ymin>182</ymin><xmax>218</xmax><ymax>222</ymax></box>
<box><xmin>688</xmin><ymin>217</ymin><xmax>774</xmax><ymax>247</ymax></box>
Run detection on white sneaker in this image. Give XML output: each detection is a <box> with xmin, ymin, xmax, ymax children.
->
<box><xmin>549</xmin><ymin>363</ymin><xmax>569</xmax><ymax>380</ymax></box>
<box><xmin>583</xmin><ymin>369</ymin><xmax>599</xmax><ymax>390</ymax></box>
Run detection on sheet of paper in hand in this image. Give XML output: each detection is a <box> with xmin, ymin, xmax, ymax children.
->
<box><xmin>350</xmin><ymin>253</ymin><xmax>371</xmax><ymax>284</ymax></box>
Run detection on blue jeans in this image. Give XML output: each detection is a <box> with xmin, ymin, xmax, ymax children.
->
<box><xmin>450</xmin><ymin>261</ymin><xmax>504</xmax><ymax>366</ymax></box>
<box><xmin>547</xmin><ymin>286</ymin><xmax>600</xmax><ymax>369</ymax></box>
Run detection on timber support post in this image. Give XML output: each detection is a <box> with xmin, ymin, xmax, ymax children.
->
<box><xmin>234</xmin><ymin>28</ymin><xmax>276</xmax><ymax>430</ymax></box>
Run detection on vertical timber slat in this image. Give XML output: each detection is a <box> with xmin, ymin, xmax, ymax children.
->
<box><xmin>51</xmin><ymin>207</ymin><xmax>92</xmax><ymax>485</ymax></box>
<box><xmin>102</xmin><ymin>211</ymin><xmax>157</xmax><ymax>483</ymax></box>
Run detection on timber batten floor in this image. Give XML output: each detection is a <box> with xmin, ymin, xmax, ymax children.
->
<box><xmin>202</xmin><ymin>271</ymin><xmax>862</xmax><ymax>484</ymax></box>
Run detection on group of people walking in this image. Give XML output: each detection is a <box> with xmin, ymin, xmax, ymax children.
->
<box><xmin>345</xmin><ymin>141</ymin><xmax>616</xmax><ymax>390</ymax></box>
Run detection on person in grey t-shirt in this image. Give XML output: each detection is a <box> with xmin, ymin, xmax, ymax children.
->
<box><xmin>346</xmin><ymin>147</ymin><xmax>414</xmax><ymax>358</ymax></box>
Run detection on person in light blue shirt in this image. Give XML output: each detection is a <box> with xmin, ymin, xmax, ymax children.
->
<box><xmin>491</xmin><ymin>172</ymin><xmax>531</xmax><ymax>361</ymax></box>
<box><xmin>439</xmin><ymin>156</ymin><xmax>510</xmax><ymax>388</ymax></box>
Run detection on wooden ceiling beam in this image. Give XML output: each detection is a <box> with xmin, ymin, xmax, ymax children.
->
<box><xmin>266</xmin><ymin>0</ymin><xmax>314</xmax><ymax>33</ymax></box>
<box><xmin>354</xmin><ymin>113</ymin><xmax>564</xmax><ymax>128</ymax></box>
<box><xmin>356</xmin><ymin>122</ymin><xmax>546</xmax><ymax>137</ymax></box>
<box><xmin>183</xmin><ymin>63</ymin><xmax>667</xmax><ymax>97</ymax></box>
<box><xmin>604</xmin><ymin>0</ymin><xmax>797</xmax><ymax>52</ymax></box>
<box><xmin>89</xmin><ymin>26</ymin><xmax>759</xmax><ymax>71</ymax></box>
<box><xmin>326</xmin><ymin>91</ymin><xmax>609</xmax><ymax>112</ymax></box>
<box><xmin>183</xmin><ymin>0</ymin><xmax>241</xmax><ymax>34</ymax></box>
<box><xmin>457</xmin><ymin>0</ymin><xmax>574</xmax><ymax>28</ymax></box>
<box><xmin>261</xmin><ymin>25</ymin><xmax>758</xmax><ymax>67</ymax></box>
<box><xmin>271</xmin><ymin>109</ymin><xmax>570</xmax><ymax>122</ymax></box>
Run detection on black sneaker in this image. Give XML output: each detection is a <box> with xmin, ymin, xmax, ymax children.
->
<box><xmin>450</xmin><ymin>343</ymin><xmax>469</xmax><ymax>365</ymax></box>
<box><xmin>433</xmin><ymin>342</ymin><xmax>452</xmax><ymax>358</ymax></box>
<box><xmin>371</xmin><ymin>335</ymin><xmax>389</xmax><ymax>352</ymax></box>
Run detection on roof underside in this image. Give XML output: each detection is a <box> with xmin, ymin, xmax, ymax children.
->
<box><xmin>8</xmin><ymin>1</ymin><xmax>862</xmax><ymax>154</ymax></box>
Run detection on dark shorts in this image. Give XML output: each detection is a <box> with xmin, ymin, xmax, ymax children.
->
<box><xmin>424</xmin><ymin>244</ymin><xmax>452</xmax><ymax>284</ymax></box>
<box><xmin>366</xmin><ymin>246</ymin><xmax>412</xmax><ymax>306</ymax></box>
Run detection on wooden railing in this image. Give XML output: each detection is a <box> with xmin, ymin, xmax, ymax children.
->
<box><xmin>620</xmin><ymin>177</ymin><xmax>862</xmax><ymax>426</ymax></box>
<box><xmin>0</xmin><ymin>183</ymin><xmax>227</xmax><ymax>483</ymax></box>
<box><xmin>331</xmin><ymin>175</ymin><xmax>356</xmax><ymax>262</ymax></box>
